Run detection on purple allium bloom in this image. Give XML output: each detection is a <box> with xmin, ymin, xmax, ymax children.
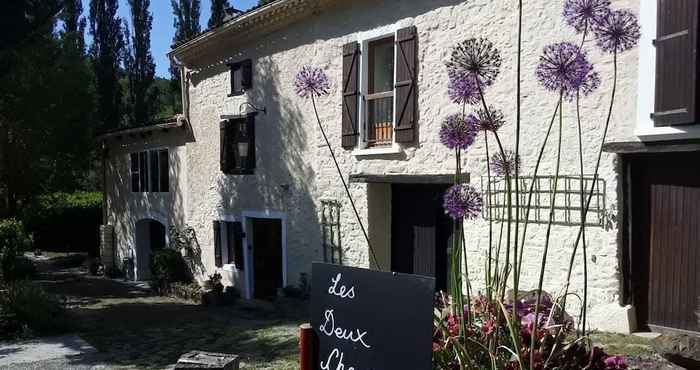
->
<box><xmin>536</xmin><ymin>42</ymin><xmax>594</xmax><ymax>95</ymax></box>
<box><xmin>593</xmin><ymin>9</ymin><xmax>641</xmax><ymax>53</ymax></box>
<box><xmin>294</xmin><ymin>66</ymin><xmax>330</xmax><ymax>98</ymax></box>
<box><xmin>447</xmin><ymin>72</ymin><xmax>479</xmax><ymax>105</ymax></box>
<box><xmin>562</xmin><ymin>0</ymin><xmax>611</xmax><ymax>34</ymax></box>
<box><xmin>446</xmin><ymin>38</ymin><xmax>502</xmax><ymax>87</ymax></box>
<box><xmin>490</xmin><ymin>150</ymin><xmax>521</xmax><ymax>177</ymax></box>
<box><xmin>439</xmin><ymin>113</ymin><xmax>478</xmax><ymax>150</ymax></box>
<box><xmin>565</xmin><ymin>68</ymin><xmax>601</xmax><ymax>101</ymax></box>
<box><xmin>443</xmin><ymin>184</ymin><xmax>483</xmax><ymax>220</ymax></box>
<box><xmin>603</xmin><ymin>355</ymin><xmax>628</xmax><ymax>369</ymax></box>
<box><xmin>475</xmin><ymin>107</ymin><xmax>505</xmax><ymax>132</ymax></box>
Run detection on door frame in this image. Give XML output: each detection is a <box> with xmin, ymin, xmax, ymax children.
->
<box><xmin>240</xmin><ymin>210</ymin><xmax>287</xmax><ymax>300</ymax></box>
<box><xmin>133</xmin><ymin>213</ymin><xmax>169</xmax><ymax>281</ymax></box>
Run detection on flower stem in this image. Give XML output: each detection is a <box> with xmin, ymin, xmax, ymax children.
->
<box><xmin>531</xmin><ymin>91</ymin><xmax>564</xmax><ymax>370</ymax></box>
<box><xmin>576</xmin><ymin>92</ymin><xmax>589</xmax><ymax>338</ymax></box>
<box><xmin>311</xmin><ymin>96</ymin><xmax>382</xmax><ymax>270</ymax></box>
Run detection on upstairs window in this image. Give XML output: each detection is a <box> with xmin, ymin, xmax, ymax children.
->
<box><xmin>228</xmin><ymin>59</ymin><xmax>252</xmax><ymax>96</ymax></box>
<box><xmin>130</xmin><ymin>149</ymin><xmax>169</xmax><ymax>193</ymax></box>
<box><xmin>220</xmin><ymin>115</ymin><xmax>256</xmax><ymax>175</ymax></box>
<box><xmin>341</xmin><ymin>26</ymin><xmax>418</xmax><ymax>150</ymax></box>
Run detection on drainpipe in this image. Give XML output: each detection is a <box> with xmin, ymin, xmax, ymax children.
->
<box><xmin>169</xmin><ymin>54</ymin><xmax>190</xmax><ymax>122</ymax></box>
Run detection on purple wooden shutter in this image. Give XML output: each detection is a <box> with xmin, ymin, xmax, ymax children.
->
<box><xmin>653</xmin><ymin>0</ymin><xmax>699</xmax><ymax>126</ymax></box>
<box><xmin>342</xmin><ymin>42</ymin><xmax>360</xmax><ymax>149</ymax></box>
<box><xmin>394</xmin><ymin>26</ymin><xmax>418</xmax><ymax>143</ymax></box>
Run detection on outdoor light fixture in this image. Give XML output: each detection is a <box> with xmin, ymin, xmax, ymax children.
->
<box><xmin>238</xmin><ymin>102</ymin><xmax>266</xmax><ymax>116</ymax></box>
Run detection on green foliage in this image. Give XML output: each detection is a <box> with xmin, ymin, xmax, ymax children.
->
<box><xmin>0</xmin><ymin>219</ymin><xmax>31</xmax><ymax>282</ymax></box>
<box><xmin>150</xmin><ymin>249</ymin><xmax>191</xmax><ymax>292</ymax></box>
<box><xmin>124</xmin><ymin>0</ymin><xmax>159</xmax><ymax>126</ymax></box>
<box><xmin>0</xmin><ymin>281</ymin><xmax>65</xmax><ymax>335</ymax></box>
<box><xmin>22</xmin><ymin>192</ymin><xmax>102</xmax><ymax>254</ymax></box>
<box><xmin>170</xmin><ymin>0</ymin><xmax>201</xmax><ymax>114</ymax></box>
<box><xmin>208</xmin><ymin>0</ymin><xmax>231</xmax><ymax>28</ymax></box>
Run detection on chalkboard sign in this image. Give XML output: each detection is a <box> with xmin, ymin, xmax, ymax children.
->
<box><xmin>311</xmin><ymin>263</ymin><xmax>435</xmax><ymax>370</ymax></box>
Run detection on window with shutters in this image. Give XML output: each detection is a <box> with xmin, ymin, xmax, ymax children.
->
<box><xmin>343</xmin><ymin>25</ymin><xmax>417</xmax><ymax>153</ymax></box>
<box><xmin>130</xmin><ymin>149</ymin><xmax>169</xmax><ymax>193</ymax></box>
<box><xmin>213</xmin><ymin>220</ymin><xmax>245</xmax><ymax>269</ymax></box>
<box><xmin>228</xmin><ymin>59</ymin><xmax>252</xmax><ymax>96</ymax></box>
<box><xmin>635</xmin><ymin>0</ymin><xmax>700</xmax><ymax>139</ymax></box>
<box><xmin>220</xmin><ymin>115</ymin><xmax>256</xmax><ymax>175</ymax></box>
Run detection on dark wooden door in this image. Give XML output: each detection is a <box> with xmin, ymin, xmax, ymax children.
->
<box><xmin>252</xmin><ymin>218</ymin><xmax>283</xmax><ymax>299</ymax></box>
<box><xmin>149</xmin><ymin>220</ymin><xmax>166</xmax><ymax>252</ymax></box>
<box><xmin>632</xmin><ymin>152</ymin><xmax>700</xmax><ymax>332</ymax></box>
<box><xmin>392</xmin><ymin>184</ymin><xmax>452</xmax><ymax>291</ymax></box>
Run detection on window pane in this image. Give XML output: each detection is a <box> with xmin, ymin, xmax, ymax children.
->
<box><xmin>149</xmin><ymin>150</ymin><xmax>159</xmax><ymax>193</ymax></box>
<box><xmin>159</xmin><ymin>149</ymin><xmax>169</xmax><ymax>192</ymax></box>
<box><xmin>369</xmin><ymin>37</ymin><xmax>394</xmax><ymax>94</ymax></box>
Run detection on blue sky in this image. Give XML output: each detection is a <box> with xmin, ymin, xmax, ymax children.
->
<box><xmin>82</xmin><ymin>0</ymin><xmax>259</xmax><ymax>77</ymax></box>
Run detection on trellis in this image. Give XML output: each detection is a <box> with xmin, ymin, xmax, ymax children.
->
<box><xmin>481</xmin><ymin>175</ymin><xmax>606</xmax><ymax>227</ymax></box>
<box><xmin>321</xmin><ymin>200</ymin><xmax>343</xmax><ymax>264</ymax></box>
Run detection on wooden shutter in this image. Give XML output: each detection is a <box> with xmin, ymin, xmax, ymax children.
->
<box><xmin>241</xmin><ymin>60</ymin><xmax>253</xmax><ymax>90</ymax></box>
<box><xmin>394</xmin><ymin>26</ymin><xmax>418</xmax><ymax>142</ymax></box>
<box><xmin>213</xmin><ymin>220</ymin><xmax>222</xmax><ymax>268</ymax></box>
<box><xmin>342</xmin><ymin>42</ymin><xmax>360</xmax><ymax>149</ymax></box>
<box><xmin>220</xmin><ymin>121</ymin><xmax>231</xmax><ymax>173</ymax></box>
<box><xmin>149</xmin><ymin>150</ymin><xmax>159</xmax><ymax>192</ymax></box>
<box><xmin>138</xmin><ymin>151</ymin><xmax>149</xmax><ymax>192</ymax></box>
<box><xmin>130</xmin><ymin>153</ymin><xmax>140</xmax><ymax>192</ymax></box>
<box><xmin>243</xmin><ymin>115</ymin><xmax>255</xmax><ymax>171</ymax></box>
<box><xmin>227</xmin><ymin>221</ymin><xmax>244</xmax><ymax>268</ymax></box>
<box><xmin>653</xmin><ymin>0</ymin><xmax>699</xmax><ymax>126</ymax></box>
<box><xmin>158</xmin><ymin>149</ymin><xmax>169</xmax><ymax>192</ymax></box>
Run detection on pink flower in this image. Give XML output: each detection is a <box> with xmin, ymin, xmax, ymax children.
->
<box><xmin>482</xmin><ymin>318</ymin><xmax>496</xmax><ymax>336</ymax></box>
<box><xmin>604</xmin><ymin>355</ymin><xmax>628</xmax><ymax>369</ymax></box>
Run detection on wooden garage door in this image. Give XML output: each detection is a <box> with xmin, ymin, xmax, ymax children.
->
<box><xmin>638</xmin><ymin>153</ymin><xmax>700</xmax><ymax>332</ymax></box>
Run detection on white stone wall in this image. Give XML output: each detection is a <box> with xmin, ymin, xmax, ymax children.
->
<box><xmin>178</xmin><ymin>0</ymin><xmax>642</xmax><ymax>330</ymax></box>
<box><xmin>104</xmin><ymin>130</ymin><xmax>189</xmax><ymax>276</ymax></box>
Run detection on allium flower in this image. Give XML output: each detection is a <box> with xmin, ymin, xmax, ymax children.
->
<box><xmin>447</xmin><ymin>72</ymin><xmax>479</xmax><ymax>105</ymax></box>
<box><xmin>446</xmin><ymin>38</ymin><xmax>502</xmax><ymax>87</ymax></box>
<box><xmin>475</xmin><ymin>107</ymin><xmax>505</xmax><ymax>132</ymax></box>
<box><xmin>536</xmin><ymin>42</ymin><xmax>594</xmax><ymax>95</ymax></box>
<box><xmin>439</xmin><ymin>113</ymin><xmax>478</xmax><ymax>150</ymax></box>
<box><xmin>565</xmin><ymin>68</ymin><xmax>601</xmax><ymax>101</ymax></box>
<box><xmin>563</xmin><ymin>0</ymin><xmax>611</xmax><ymax>34</ymax></box>
<box><xmin>593</xmin><ymin>9</ymin><xmax>641</xmax><ymax>53</ymax></box>
<box><xmin>294</xmin><ymin>66</ymin><xmax>330</xmax><ymax>98</ymax></box>
<box><xmin>443</xmin><ymin>184</ymin><xmax>483</xmax><ymax>220</ymax></box>
<box><xmin>490</xmin><ymin>150</ymin><xmax>521</xmax><ymax>177</ymax></box>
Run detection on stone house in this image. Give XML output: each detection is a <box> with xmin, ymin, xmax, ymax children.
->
<box><xmin>100</xmin><ymin>0</ymin><xmax>700</xmax><ymax>334</ymax></box>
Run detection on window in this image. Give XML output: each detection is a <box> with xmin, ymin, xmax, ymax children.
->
<box><xmin>220</xmin><ymin>115</ymin><xmax>256</xmax><ymax>175</ymax></box>
<box><xmin>365</xmin><ymin>36</ymin><xmax>395</xmax><ymax>147</ymax></box>
<box><xmin>227</xmin><ymin>59</ymin><xmax>252</xmax><ymax>96</ymax></box>
<box><xmin>130</xmin><ymin>149</ymin><xmax>169</xmax><ymax>193</ymax></box>
<box><xmin>341</xmin><ymin>26</ymin><xmax>417</xmax><ymax>150</ymax></box>
<box><xmin>213</xmin><ymin>220</ymin><xmax>244</xmax><ymax>269</ymax></box>
<box><xmin>321</xmin><ymin>200</ymin><xmax>342</xmax><ymax>264</ymax></box>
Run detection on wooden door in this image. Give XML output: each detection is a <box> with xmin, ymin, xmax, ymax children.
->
<box><xmin>632</xmin><ymin>152</ymin><xmax>700</xmax><ymax>332</ymax></box>
<box><xmin>252</xmin><ymin>218</ymin><xmax>283</xmax><ymax>299</ymax></box>
<box><xmin>392</xmin><ymin>184</ymin><xmax>452</xmax><ymax>291</ymax></box>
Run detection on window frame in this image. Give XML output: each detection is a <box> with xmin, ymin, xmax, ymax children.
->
<box><xmin>221</xmin><ymin>115</ymin><xmax>256</xmax><ymax>175</ymax></box>
<box><xmin>129</xmin><ymin>148</ymin><xmax>169</xmax><ymax>193</ymax></box>
<box><xmin>227</xmin><ymin>59</ymin><xmax>252</xmax><ymax>97</ymax></box>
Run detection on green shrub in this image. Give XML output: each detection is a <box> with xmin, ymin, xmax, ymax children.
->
<box><xmin>11</xmin><ymin>257</ymin><xmax>36</xmax><ymax>280</ymax></box>
<box><xmin>0</xmin><ymin>281</ymin><xmax>65</xmax><ymax>335</ymax></box>
<box><xmin>21</xmin><ymin>192</ymin><xmax>102</xmax><ymax>255</ymax></box>
<box><xmin>0</xmin><ymin>219</ymin><xmax>31</xmax><ymax>282</ymax></box>
<box><xmin>150</xmin><ymin>249</ymin><xmax>191</xmax><ymax>292</ymax></box>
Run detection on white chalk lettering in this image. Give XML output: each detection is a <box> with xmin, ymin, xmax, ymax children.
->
<box><xmin>328</xmin><ymin>273</ymin><xmax>355</xmax><ymax>299</ymax></box>
<box><xmin>320</xmin><ymin>348</ymin><xmax>355</xmax><ymax>370</ymax></box>
<box><xmin>319</xmin><ymin>309</ymin><xmax>371</xmax><ymax>349</ymax></box>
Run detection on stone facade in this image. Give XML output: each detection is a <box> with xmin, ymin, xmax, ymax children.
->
<box><xmin>105</xmin><ymin>0</ymin><xmax>661</xmax><ymax>332</ymax></box>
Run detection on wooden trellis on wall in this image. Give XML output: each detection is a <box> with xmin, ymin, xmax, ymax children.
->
<box><xmin>321</xmin><ymin>200</ymin><xmax>343</xmax><ymax>264</ymax></box>
<box><xmin>481</xmin><ymin>175</ymin><xmax>606</xmax><ymax>227</ymax></box>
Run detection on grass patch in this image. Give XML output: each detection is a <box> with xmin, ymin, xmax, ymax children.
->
<box><xmin>591</xmin><ymin>331</ymin><xmax>656</xmax><ymax>357</ymax></box>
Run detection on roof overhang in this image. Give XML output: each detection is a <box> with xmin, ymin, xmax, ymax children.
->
<box><xmin>169</xmin><ymin>0</ymin><xmax>327</xmax><ymax>67</ymax></box>
<box><xmin>98</xmin><ymin>115</ymin><xmax>189</xmax><ymax>142</ymax></box>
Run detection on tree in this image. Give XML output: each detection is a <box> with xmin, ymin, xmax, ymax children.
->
<box><xmin>89</xmin><ymin>0</ymin><xmax>125</xmax><ymax>131</ymax></box>
<box><xmin>170</xmin><ymin>0</ymin><xmax>201</xmax><ymax>113</ymax></box>
<box><xmin>59</xmin><ymin>0</ymin><xmax>87</xmax><ymax>52</ymax></box>
<box><xmin>125</xmin><ymin>0</ymin><xmax>159</xmax><ymax>126</ymax></box>
<box><xmin>208</xmin><ymin>0</ymin><xmax>231</xmax><ymax>29</ymax></box>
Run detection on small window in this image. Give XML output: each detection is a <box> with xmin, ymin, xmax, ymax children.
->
<box><xmin>130</xmin><ymin>149</ymin><xmax>169</xmax><ymax>193</ymax></box>
<box><xmin>228</xmin><ymin>59</ymin><xmax>252</xmax><ymax>96</ymax></box>
<box><xmin>220</xmin><ymin>115</ymin><xmax>256</xmax><ymax>175</ymax></box>
<box><xmin>365</xmin><ymin>36</ymin><xmax>395</xmax><ymax>148</ymax></box>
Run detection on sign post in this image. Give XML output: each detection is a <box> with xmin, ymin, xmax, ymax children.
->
<box><xmin>310</xmin><ymin>263</ymin><xmax>435</xmax><ymax>370</ymax></box>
